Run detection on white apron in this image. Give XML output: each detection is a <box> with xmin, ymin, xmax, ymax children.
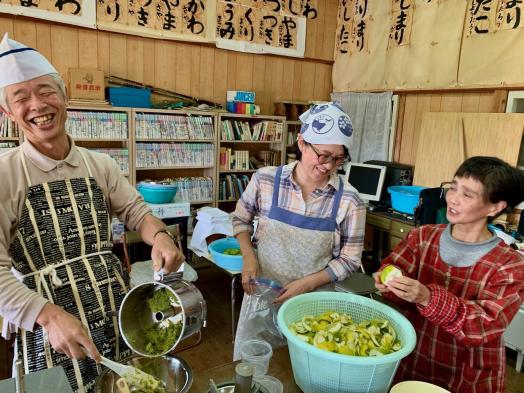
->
<box><xmin>233</xmin><ymin>166</ymin><xmax>343</xmax><ymax>359</ymax></box>
<box><xmin>8</xmin><ymin>150</ymin><xmax>131</xmax><ymax>393</ymax></box>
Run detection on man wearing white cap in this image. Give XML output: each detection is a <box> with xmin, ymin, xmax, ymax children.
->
<box><xmin>0</xmin><ymin>33</ymin><xmax>184</xmax><ymax>392</ymax></box>
<box><xmin>231</xmin><ymin>102</ymin><xmax>366</xmax><ymax>359</ymax></box>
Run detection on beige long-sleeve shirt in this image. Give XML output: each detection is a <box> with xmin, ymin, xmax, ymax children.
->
<box><xmin>0</xmin><ymin>136</ymin><xmax>151</xmax><ymax>334</ymax></box>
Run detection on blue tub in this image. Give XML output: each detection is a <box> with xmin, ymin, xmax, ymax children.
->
<box><xmin>388</xmin><ymin>185</ymin><xmax>426</xmax><ymax>214</ymax></box>
<box><xmin>208</xmin><ymin>238</ymin><xmax>243</xmax><ymax>271</ymax></box>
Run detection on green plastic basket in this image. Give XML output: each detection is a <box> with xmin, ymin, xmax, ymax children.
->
<box><xmin>277</xmin><ymin>292</ymin><xmax>417</xmax><ymax>393</ymax></box>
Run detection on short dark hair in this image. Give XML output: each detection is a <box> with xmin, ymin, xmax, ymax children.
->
<box><xmin>454</xmin><ymin>156</ymin><xmax>524</xmax><ymax>213</ymax></box>
<box><xmin>295</xmin><ymin>141</ymin><xmax>350</xmax><ymax>162</ymax></box>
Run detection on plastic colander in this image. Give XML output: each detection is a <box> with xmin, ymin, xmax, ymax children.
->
<box><xmin>277</xmin><ymin>292</ymin><xmax>417</xmax><ymax>393</ymax></box>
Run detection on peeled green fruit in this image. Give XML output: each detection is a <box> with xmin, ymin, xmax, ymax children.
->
<box><xmin>222</xmin><ymin>248</ymin><xmax>241</xmax><ymax>255</ymax></box>
<box><xmin>380</xmin><ymin>265</ymin><xmax>402</xmax><ymax>285</ymax></box>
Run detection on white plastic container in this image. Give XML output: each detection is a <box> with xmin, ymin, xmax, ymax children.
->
<box><xmin>390</xmin><ymin>381</ymin><xmax>451</xmax><ymax>393</ymax></box>
<box><xmin>239</xmin><ymin>339</ymin><xmax>273</xmax><ymax>377</ymax></box>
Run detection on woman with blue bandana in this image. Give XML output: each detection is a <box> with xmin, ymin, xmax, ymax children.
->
<box><xmin>232</xmin><ymin>102</ymin><xmax>366</xmax><ymax>359</ymax></box>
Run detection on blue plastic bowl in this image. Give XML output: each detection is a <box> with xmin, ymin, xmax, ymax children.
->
<box><xmin>388</xmin><ymin>185</ymin><xmax>426</xmax><ymax>214</ymax></box>
<box><xmin>208</xmin><ymin>238</ymin><xmax>243</xmax><ymax>271</ymax></box>
<box><xmin>138</xmin><ymin>183</ymin><xmax>177</xmax><ymax>204</ymax></box>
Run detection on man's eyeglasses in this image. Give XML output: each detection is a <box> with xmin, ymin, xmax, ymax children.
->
<box><xmin>308</xmin><ymin>144</ymin><xmax>350</xmax><ymax>166</ymax></box>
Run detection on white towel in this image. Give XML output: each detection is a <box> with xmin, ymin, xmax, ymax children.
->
<box><xmin>189</xmin><ymin>208</ymin><xmax>233</xmax><ymax>257</ymax></box>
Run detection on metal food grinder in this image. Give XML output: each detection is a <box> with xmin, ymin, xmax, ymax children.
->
<box><xmin>119</xmin><ymin>273</ymin><xmax>207</xmax><ymax>357</ymax></box>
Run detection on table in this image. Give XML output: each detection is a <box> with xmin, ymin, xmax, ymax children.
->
<box><xmin>189</xmin><ymin>346</ymin><xmax>300</xmax><ymax>392</ymax></box>
<box><xmin>201</xmin><ymin>252</ymin><xmax>241</xmax><ymax>342</ymax></box>
<box><xmin>365</xmin><ymin>209</ymin><xmax>416</xmax><ymax>263</ymax></box>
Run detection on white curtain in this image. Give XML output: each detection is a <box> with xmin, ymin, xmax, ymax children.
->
<box><xmin>331</xmin><ymin>91</ymin><xmax>393</xmax><ymax>163</ymax></box>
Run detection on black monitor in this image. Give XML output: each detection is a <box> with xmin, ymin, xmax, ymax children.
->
<box><xmin>345</xmin><ymin>163</ymin><xmax>386</xmax><ymax>202</ymax></box>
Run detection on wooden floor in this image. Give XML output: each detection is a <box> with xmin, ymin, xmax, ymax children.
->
<box><xmin>180</xmin><ymin>263</ymin><xmax>524</xmax><ymax>392</ymax></box>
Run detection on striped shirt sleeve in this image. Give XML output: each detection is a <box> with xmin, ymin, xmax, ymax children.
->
<box><xmin>326</xmin><ymin>200</ymin><xmax>366</xmax><ymax>281</ymax></box>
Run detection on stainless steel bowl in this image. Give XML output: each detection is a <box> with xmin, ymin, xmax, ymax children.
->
<box><xmin>94</xmin><ymin>355</ymin><xmax>192</xmax><ymax>393</ymax></box>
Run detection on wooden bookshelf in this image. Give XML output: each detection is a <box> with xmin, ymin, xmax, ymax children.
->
<box><xmin>216</xmin><ymin>113</ymin><xmax>286</xmax><ymax>210</ymax></box>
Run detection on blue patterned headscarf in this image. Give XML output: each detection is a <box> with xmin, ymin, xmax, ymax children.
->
<box><xmin>299</xmin><ymin>102</ymin><xmax>353</xmax><ymax>148</ymax></box>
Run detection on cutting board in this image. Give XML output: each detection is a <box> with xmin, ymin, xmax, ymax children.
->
<box><xmin>413</xmin><ymin>112</ymin><xmax>524</xmax><ymax>187</ymax></box>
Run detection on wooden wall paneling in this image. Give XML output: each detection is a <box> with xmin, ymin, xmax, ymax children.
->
<box><xmin>213</xmin><ymin>49</ymin><xmax>228</xmax><ymax>106</ymax></box>
<box><xmin>313</xmin><ymin>0</ymin><xmax>326</xmax><ymax>59</ymax></box>
<box><xmin>190</xmin><ymin>45</ymin><xmax>202</xmax><ymax>98</ymax></box>
<box><xmin>492</xmin><ymin>89</ymin><xmax>508</xmax><ymax>112</ymax></box>
<box><xmin>292</xmin><ymin>60</ymin><xmax>303</xmax><ymax>101</ymax></box>
<box><xmin>478</xmin><ymin>91</ymin><xmax>497</xmax><ymax>113</ymax></box>
<box><xmin>429</xmin><ymin>94</ymin><xmax>442</xmax><ymax>112</ymax></box>
<box><xmin>313</xmin><ymin>62</ymin><xmax>327</xmax><ymax>100</ymax></box>
<box><xmin>199</xmin><ymin>46</ymin><xmax>215</xmax><ymax>102</ymax></box>
<box><xmin>97</xmin><ymin>31</ymin><xmax>110</xmax><ymax>77</ymax></box>
<box><xmin>251</xmin><ymin>55</ymin><xmax>268</xmax><ymax>113</ymax></box>
<box><xmin>460</xmin><ymin>92</ymin><xmax>480</xmax><ymax>112</ymax></box>
<box><xmin>299</xmin><ymin>61</ymin><xmax>316</xmax><ymax>101</ymax></box>
<box><xmin>108</xmin><ymin>33</ymin><xmax>127</xmax><ymax>79</ymax></box>
<box><xmin>321</xmin><ymin>0</ymin><xmax>338</xmax><ymax>61</ymax></box>
<box><xmin>13</xmin><ymin>19</ymin><xmax>37</xmax><ymax>48</ymax></box>
<box><xmin>176</xmin><ymin>43</ymin><xmax>193</xmax><ymax>97</ymax></box>
<box><xmin>410</xmin><ymin>94</ymin><xmax>431</xmax><ymax>166</ymax></box>
<box><xmin>77</xmin><ymin>29</ymin><xmax>98</xmax><ymax>70</ymax></box>
<box><xmin>50</xmin><ymin>26</ymin><xmax>79</xmax><ymax>84</ymax></box>
<box><xmin>413</xmin><ymin>112</ymin><xmax>524</xmax><ymax>187</ymax></box>
<box><xmin>324</xmin><ymin>63</ymin><xmax>332</xmax><ymax>100</ymax></box>
<box><xmin>393</xmin><ymin>95</ymin><xmax>407</xmax><ymax>162</ymax></box>
<box><xmin>142</xmin><ymin>37</ymin><xmax>156</xmax><ymax>87</ymax></box>
<box><xmin>439</xmin><ymin>92</ymin><xmax>462</xmax><ymax>112</ymax></box>
<box><xmin>280</xmin><ymin>58</ymin><xmax>296</xmax><ymax>101</ymax></box>
<box><xmin>398</xmin><ymin>95</ymin><xmax>418</xmax><ymax>165</ymax></box>
<box><xmin>268</xmin><ymin>57</ymin><xmax>284</xmax><ymax>114</ymax></box>
<box><xmin>413</xmin><ymin>113</ymin><xmax>465</xmax><ymax>187</ymax></box>
<box><xmin>126</xmin><ymin>36</ymin><xmax>144</xmax><ymax>84</ymax></box>
<box><xmin>0</xmin><ymin>15</ymin><xmax>14</xmax><ymax>38</ymax></box>
<box><xmin>35</xmin><ymin>23</ymin><xmax>52</xmax><ymax>62</ymax></box>
<box><xmin>156</xmin><ymin>40</ymin><xmax>176</xmax><ymax>93</ymax></box>
<box><xmin>235</xmin><ymin>53</ymin><xmax>254</xmax><ymax>92</ymax></box>
<box><xmin>226</xmin><ymin>50</ymin><xmax>238</xmax><ymax>93</ymax></box>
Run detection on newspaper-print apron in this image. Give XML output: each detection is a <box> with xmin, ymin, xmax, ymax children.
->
<box><xmin>9</xmin><ymin>150</ymin><xmax>131</xmax><ymax>393</ymax></box>
<box><xmin>233</xmin><ymin>166</ymin><xmax>343</xmax><ymax>359</ymax></box>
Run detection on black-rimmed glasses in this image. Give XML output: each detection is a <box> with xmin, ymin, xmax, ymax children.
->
<box><xmin>308</xmin><ymin>143</ymin><xmax>350</xmax><ymax>166</ymax></box>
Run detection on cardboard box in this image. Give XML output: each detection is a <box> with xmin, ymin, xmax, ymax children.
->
<box><xmin>69</xmin><ymin>68</ymin><xmax>105</xmax><ymax>100</ymax></box>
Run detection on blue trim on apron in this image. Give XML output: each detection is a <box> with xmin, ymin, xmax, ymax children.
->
<box><xmin>267</xmin><ymin>166</ymin><xmax>344</xmax><ymax>232</ymax></box>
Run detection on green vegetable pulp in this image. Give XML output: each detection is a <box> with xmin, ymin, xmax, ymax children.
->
<box><xmin>147</xmin><ymin>288</ymin><xmax>176</xmax><ymax>313</ymax></box>
<box><xmin>222</xmin><ymin>248</ymin><xmax>241</xmax><ymax>255</ymax></box>
<box><xmin>144</xmin><ymin>320</ymin><xmax>182</xmax><ymax>355</ymax></box>
<box><xmin>142</xmin><ymin>287</ymin><xmax>183</xmax><ymax>356</ymax></box>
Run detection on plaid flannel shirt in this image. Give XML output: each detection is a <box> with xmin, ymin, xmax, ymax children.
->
<box><xmin>381</xmin><ymin>224</ymin><xmax>524</xmax><ymax>393</ymax></box>
<box><xmin>232</xmin><ymin>163</ymin><xmax>366</xmax><ymax>281</ymax></box>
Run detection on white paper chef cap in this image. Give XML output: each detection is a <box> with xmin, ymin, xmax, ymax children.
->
<box><xmin>0</xmin><ymin>33</ymin><xmax>57</xmax><ymax>89</ymax></box>
<box><xmin>299</xmin><ymin>102</ymin><xmax>353</xmax><ymax>149</ymax></box>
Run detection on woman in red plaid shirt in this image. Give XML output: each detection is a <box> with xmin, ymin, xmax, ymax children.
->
<box><xmin>374</xmin><ymin>156</ymin><xmax>524</xmax><ymax>393</ymax></box>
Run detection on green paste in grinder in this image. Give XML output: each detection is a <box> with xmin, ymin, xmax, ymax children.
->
<box><xmin>144</xmin><ymin>288</ymin><xmax>183</xmax><ymax>355</ymax></box>
<box><xmin>148</xmin><ymin>287</ymin><xmax>174</xmax><ymax>313</ymax></box>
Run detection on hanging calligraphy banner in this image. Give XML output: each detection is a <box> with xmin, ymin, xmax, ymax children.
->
<box><xmin>333</xmin><ymin>0</ymin><xmax>466</xmax><ymax>92</ymax></box>
<box><xmin>215</xmin><ymin>0</ymin><xmax>307</xmax><ymax>57</ymax></box>
<box><xmin>388</xmin><ymin>0</ymin><xmax>414</xmax><ymax>48</ymax></box>
<box><xmin>459</xmin><ymin>0</ymin><xmax>524</xmax><ymax>87</ymax></box>
<box><xmin>96</xmin><ymin>0</ymin><xmax>216</xmax><ymax>43</ymax></box>
<box><xmin>0</xmin><ymin>0</ymin><xmax>95</xmax><ymax>28</ymax></box>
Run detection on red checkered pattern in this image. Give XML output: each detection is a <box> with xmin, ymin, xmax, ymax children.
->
<box><xmin>381</xmin><ymin>224</ymin><xmax>524</xmax><ymax>393</ymax></box>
